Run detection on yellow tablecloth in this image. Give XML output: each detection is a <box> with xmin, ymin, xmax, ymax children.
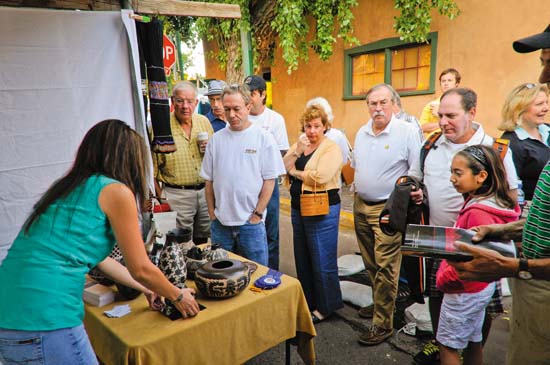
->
<box><xmin>84</xmin><ymin>260</ymin><xmax>316</xmax><ymax>365</ymax></box>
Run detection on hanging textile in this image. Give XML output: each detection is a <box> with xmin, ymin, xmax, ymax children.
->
<box><xmin>136</xmin><ymin>19</ymin><xmax>176</xmax><ymax>153</ymax></box>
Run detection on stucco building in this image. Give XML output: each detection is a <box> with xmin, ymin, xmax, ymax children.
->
<box><xmin>206</xmin><ymin>0</ymin><xmax>550</xmax><ymax>144</ymax></box>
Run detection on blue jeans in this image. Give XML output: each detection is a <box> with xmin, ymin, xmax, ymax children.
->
<box><xmin>266</xmin><ymin>183</ymin><xmax>280</xmax><ymax>270</ymax></box>
<box><xmin>291</xmin><ymin>204</ymin><xmax>343</xmax><ymax>317</ymax></box>
<box><xmin>0</xmin><ymin>324</ymin><xmax>97</xmax><ymax>365</ymax></box>
<box><xmin>211</xmin><ymin>219</ymin><xmax>268</xmax><ymax>266</ymax></box>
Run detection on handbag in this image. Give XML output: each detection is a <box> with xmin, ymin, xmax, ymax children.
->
<box><xmin>341</xmin><ymin>141</ymin><xmax>354</xmax><ymax>185</ymax></box>
<box><xmin>300</xmin><ymin>179</ymin><xmax>329</xmax><ymax>217</ymax></box>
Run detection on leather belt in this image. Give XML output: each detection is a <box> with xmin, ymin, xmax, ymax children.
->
<box><xmin>164</xmin><ymin>182</ymin><xmax>205</xmax><ymax>190</ymax></box>
<box><xmin>362</xmin><ymin>198</ymin><xmax>387</xmax><ymax>206</ymax></box>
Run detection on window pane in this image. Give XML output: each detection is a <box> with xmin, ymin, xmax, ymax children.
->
<box><xmin>418</xmin><ymin>65</ymin><xmax>430</xmax><ymax>90</ymax></box>
<box><xmin>404</xmin><ymin>47</ymin><xmax>418</xmax><ymax>68</ymax></box>
<box><xmin>352</xmin><ymin>51</ymin><xmax>385</xmax><ymax>96</ymax></box>
<box><xmin>419</xmin><ymin>44</ymin><xmax>431</xmax><ymax>66</ymax></box>
<box><xmin>392</xmin><ymin>70</ymin><xmax>404</xmax><ymax>90</ymax></box>
<box><xmin>404</xmin><ymin>69</ymin><xmax>417</xmax><ymax>89</ymax></box>
<box><xmin>391</xmin><ymin>43</ymin><xmax>432</xmax><ymax>92</ymax></box>
<box><xmin>392</xmin><ymin>50</ymin><xmax>404</xmax><ymax>70</ymax></box>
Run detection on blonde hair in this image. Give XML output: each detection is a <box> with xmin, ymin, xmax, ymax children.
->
<box><xmin>499</xmin><ymin>83</ymin><xmax>549</xmax><ymax>132</ymax></box>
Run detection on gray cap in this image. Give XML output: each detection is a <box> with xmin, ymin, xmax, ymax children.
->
<box><xmin>513</xmin><ymin>25</ymin><xmax>550</xmax><ymax>53</ymax></box>
<box><xmin>205</xmin><ymin>80</ymin><xmax>227</xmax><ymax>96</ymax></box>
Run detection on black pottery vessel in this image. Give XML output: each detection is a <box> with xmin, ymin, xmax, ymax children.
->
<box><xmin>194</xmin><ymin>259</ymin><xmax>256</xmax><ymax>299</ymax></box>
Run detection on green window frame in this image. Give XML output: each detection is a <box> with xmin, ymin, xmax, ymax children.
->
<box><xmin>343</xmin><ymin>32</ymin><xmax>438</xmax><ymax>100</ymax></box>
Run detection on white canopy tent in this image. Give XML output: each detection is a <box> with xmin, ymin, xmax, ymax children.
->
<box><xmin>0</xmin><ymin>7</ymin><xmax>147</xmax><ymax>262</ymax></box>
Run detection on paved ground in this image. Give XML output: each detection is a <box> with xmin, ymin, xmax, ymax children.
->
<box><xmin>245</xmin><ymin>187</ymin><xmax>511</xmax><ymax>364</ymax></box>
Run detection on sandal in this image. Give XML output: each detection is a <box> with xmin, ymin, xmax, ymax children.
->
<box><xmin>311</xmin><ymin>311</ymin><xmax>325</xmax><ymax>324</ymax></box>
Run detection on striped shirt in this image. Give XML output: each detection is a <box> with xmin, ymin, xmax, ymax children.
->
<box><xmin>152</xmin><ymin>113</ymin><xmax>214</xmax><ymax>186</ymax></box>
<box><xmin>523</xmin><ymin>161</ymin><xmax>550</xmax><ymax>259</ymax></box>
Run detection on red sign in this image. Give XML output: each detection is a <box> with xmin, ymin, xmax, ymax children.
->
<box><xmin>163</xmin><ymin>34</ymin><xmax>176</xmax><ymax>76</ymax></box>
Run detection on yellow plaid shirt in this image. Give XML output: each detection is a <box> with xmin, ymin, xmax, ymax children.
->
<box><xmin>152</xmin><ymin>113</ymin><xmax>214</xmax><ymax>186</ymax></box>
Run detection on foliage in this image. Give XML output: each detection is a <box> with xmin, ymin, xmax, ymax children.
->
<box><xmin>393</xmin><ymin>0</ymin><xmax>460</xmax><ymax>43</ymax></box>
<box><xmin>156</xmin><ymin>0</ymin><xmax>460</xmax><ymax>78</ymax></box>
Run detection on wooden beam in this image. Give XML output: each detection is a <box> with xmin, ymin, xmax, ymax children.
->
<box><xmin>134</xmin><ymin>0</ymin><xmax>240</xmax><ymax>19</ymax></box>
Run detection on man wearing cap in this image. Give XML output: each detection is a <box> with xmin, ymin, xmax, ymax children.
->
<box><xmin>205</xmin><ymin>79</ymin><xmax>228</xmax><ymax>132</ymax></box>
<box><xmin>244</xmin><ymin>75</ymin><xmax>290</xmax><ymax>270</ymax></box>
<box><xmin>153</xmin><ymin>81</ymin><xmax>214</xmax><ymax>244</ymax></box>
<box><xmin>513</xmin><ymin>24</ymin><xmax>550</xmax><ymax>86</ymax></box>
<box><xmin>446</xmin><ymin>26</ymin><xmax>550</xmax><ymax>365</ymax></box>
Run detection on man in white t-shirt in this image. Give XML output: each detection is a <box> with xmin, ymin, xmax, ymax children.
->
<box><xmin>244</xmin><ymin>75</ymin><xmax>289</xmax><ymax>270</ymax></box>
<box><xmin>200</xmin><ymin>84</ymin><xmax>285</xmax><ymax>266</ymax></box>
<box><xmin>408</xmin><ymin>87</ymin><xmax>518</xmax><ymax>364</ymax></box>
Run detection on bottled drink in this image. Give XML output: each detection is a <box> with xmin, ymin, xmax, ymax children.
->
<box><xmin>517</xmin><ymin>180</ymin><xmax>525</xmax><ymax>213</ymax></box>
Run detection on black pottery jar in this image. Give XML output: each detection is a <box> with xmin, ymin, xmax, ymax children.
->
<box><xmin>158</xmin><ymin>235</ymin><xmax>187</xmax><ymax>289</ymax></box>
<box><xmin>194</xmin><ymin>259</ymin><xmax>256</xmax><ymax>299</ymax></box>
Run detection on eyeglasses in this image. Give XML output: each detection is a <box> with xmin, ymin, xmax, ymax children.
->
<box><xmin>173</xmin><ymin>98</ymin><xmax>196</xmax><ymax>105</ymax></box>
<box><xmin>367</xmin><ymin>99</ymin><xmax>391</xmax><ymax>108</ymax></box>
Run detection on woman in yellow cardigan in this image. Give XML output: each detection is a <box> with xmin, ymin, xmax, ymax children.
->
<box><xmin>283</xmin><ymin>105</ymin><xmax>343</xmax><ymax>323</ymax></box>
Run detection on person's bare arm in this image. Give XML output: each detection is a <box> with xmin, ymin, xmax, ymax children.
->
<box><xmin>205</xmin><ymin>180</ymin><xmax>216</xmax><ymax>220</ymax></box>
<box><xmin>470</xmin><ymin>220</ymin><xmax>525</xmax><ymax>243</ymax></box>
<box><xmin>96</xmin><ymin>257</ymin><xmax>162</xmax><ymax>310</ymax></box>
<box><xmin>450</xmin><ymin>242</ymin><xmax>550</xmax><ymax>281</ymax></box>
<box><xmin>99</xmin><ymin>183</ymin><xmax>199</xmax><ymax>318</ymax></box>
<box><xmin>249</xmin><ymin>179</ymin><xmax>275</xmax><ymax>224</ymax></box>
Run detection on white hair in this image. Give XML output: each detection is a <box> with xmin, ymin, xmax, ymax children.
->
<box><xmin>306</xmin><ymin>97</ymin><xmax>334</xmax><ymax>123</ymax></box>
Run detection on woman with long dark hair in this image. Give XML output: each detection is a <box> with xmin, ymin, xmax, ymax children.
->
<box><xmin>0</xmin><ymin>120</ymin><xmax>199</xmax><ymax>365</ymax></box>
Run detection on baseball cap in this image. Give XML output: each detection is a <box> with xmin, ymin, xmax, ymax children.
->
<box><xmin>244</xmin><ymin>75</ymin><xmax>266</xmax><ymax>91</ymax></box>
<box><xmin>205</xmin><ymin>80</ymin><xmax>227</xmax><ymax>96</ymax></box>
<box><xmin>513</xmin><ymin>25</ymin><xmax>550</xmax><ymax>53</ymax></box>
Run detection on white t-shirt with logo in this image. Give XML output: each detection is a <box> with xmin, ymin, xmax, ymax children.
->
<box><xmin>248</xmin><ymin>107</ymin><xmax>290</xmax><ymax>151</ymax></box>
<box><xmin>200</xmin><ymin>124</ymin><xmax>285</xmax><ymax>226</ymax></box>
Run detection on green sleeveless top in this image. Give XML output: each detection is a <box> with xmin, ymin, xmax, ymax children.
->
<box><xmin>0</xmin><ymin>175</ymin><xmax>120</xmax><ymax>330</ymax></box>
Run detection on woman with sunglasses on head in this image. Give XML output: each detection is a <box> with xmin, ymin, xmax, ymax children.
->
<box><xmin>499</xmin><ymin>83</ymin><xmax>550</xmax><ymax>217</ymax></box>
<box><xmin>0</xmin><ymin>120</ymin><xmax>199</xmax><ymax>365</ymax></box>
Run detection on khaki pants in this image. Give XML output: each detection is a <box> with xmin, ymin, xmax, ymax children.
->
<box><xmin>353</xmin><ymin>195</ymin><xmax>402</xmax><ymax>330</ymax></box>
<box><xmin>507</xmin><ymin>278</ymin><xmax>550</xmax><ymax>365</ymax></box>
<box><xmin>164</xmin><ymin>187</ymin><xmax>210</xmax><ymax>240</ymax></box>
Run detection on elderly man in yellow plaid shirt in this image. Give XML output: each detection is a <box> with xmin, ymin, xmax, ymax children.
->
<box><xmin>153</xmin><ymin>81</ymin><xmax>214</xmax><ymax>243</ymax></box>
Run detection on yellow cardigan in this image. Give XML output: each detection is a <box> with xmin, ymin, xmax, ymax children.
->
<box><xmin>287</xmin><ymin>137</ymin><xmax>343</xmax><ymax>192</ymax></box>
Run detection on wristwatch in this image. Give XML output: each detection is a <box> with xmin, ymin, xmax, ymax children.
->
<box><xmin>517</xmin><ymin>258</ymin><xmax>533</xmax><ymax>280</ymax></box>
<box><xmin>252</xmin><ymin>210</ymin><xmax>263</xmax><ymax>219</ymax></box>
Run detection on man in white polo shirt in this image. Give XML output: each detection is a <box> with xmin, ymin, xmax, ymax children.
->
<box><xmin>353</xmin><ymin>83</ymin><xmax>422</xmax><ymax>346</ymax></box>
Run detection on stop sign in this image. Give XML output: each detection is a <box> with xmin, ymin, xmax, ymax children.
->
<box><xmin>163</xmin><ymin>34</ymin><xmax>176</xmax><ymax>76</ymax></box>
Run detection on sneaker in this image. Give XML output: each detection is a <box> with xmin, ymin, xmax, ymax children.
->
<box><xmin>358</xmin><ymin>304</ymin><xmax>374</xmax><ymax>319</ymax></box>
<box><xmin>358</xmin><ymin>326</ymin><xmax>393</xmax><ymax>346</ymax></box>
<box><xmin>413</xmin><ymin>341</ymin><xmax>440</xmax><ymax>364</ymax></box>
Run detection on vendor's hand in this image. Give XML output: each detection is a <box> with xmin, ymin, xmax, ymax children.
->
<box><xmin>173</xmin><ymin>288</ymin><xmax>200</xmax><ymax>319</ymax></box>
<box><xmin>410</xmin><ymin>188</ymin><xmax>423</xmax><ymax>205</ymax></box>
<box><xmin>209</xmin><ymin>211</ymin><xmax>217</xmax><ymax>221</ymax></box>
<box><xmin>447</xmin><ymin>242</ymin><xmax>513</xmax><ymax>282</ymax></box>
<box><xmin>144</xmin><ymin>291</ymin><xmax>164</xmax><ymax>311</ymax></box>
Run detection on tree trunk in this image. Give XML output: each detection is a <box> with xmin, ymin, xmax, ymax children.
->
<box><xmin>223</xmin><ymin>32</ymin><xmax>243</xmax><ymax>83</ymax></box>
<box><xmin>250</xmin><ymin>0</ymin><xmax>277</xmax><ymax>74</ymax></box>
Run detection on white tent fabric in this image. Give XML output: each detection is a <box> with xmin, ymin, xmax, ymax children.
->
<box><xmin>0</xmin><ymin>7</ymin><xmax>145</xmax><ymax>262</ymax></box>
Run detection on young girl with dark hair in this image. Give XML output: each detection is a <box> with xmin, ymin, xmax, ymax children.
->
<box><xmin>436</xmin><ymin>145</ymin><xmax>520</xmax><ymax>365</ymax></box>
<box><xmin>0</xmin><ymin>120</ymin><xmax>199</xmax><ymax>365</ymax></box>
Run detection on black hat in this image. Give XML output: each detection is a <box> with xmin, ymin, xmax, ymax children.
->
<box><xmin>513</xmin><ymin>25</ymin><xmax>550</xmax><ymax>53</ymax></box>
<box><xmin>244</xmin><ymin>75</ymin><xmax>266</xmax><ymax>91</ymax></box>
